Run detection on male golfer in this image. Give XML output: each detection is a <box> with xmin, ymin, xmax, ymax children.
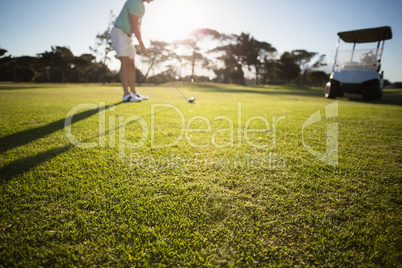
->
<box><xmin>111</xmin><ymin>0</ymin><xmax>154</xmax><ymax>102</ymax></box>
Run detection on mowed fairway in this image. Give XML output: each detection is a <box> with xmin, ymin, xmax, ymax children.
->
<box><xmin>0</xmin><ymin>83</ymin><xmax>401</xmax><ymax>267</ymax></box>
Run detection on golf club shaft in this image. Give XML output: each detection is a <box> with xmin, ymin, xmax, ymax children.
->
<box><xmin>151</xmin><ymin>60</ymin><xmax>188</xmax><ymax>101</ymax></box>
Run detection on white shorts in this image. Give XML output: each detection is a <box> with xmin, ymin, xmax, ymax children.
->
<box><xmin>111</xmin><ymin>26</ymin><xmax>135</xmax><ymax>59</ymax></box>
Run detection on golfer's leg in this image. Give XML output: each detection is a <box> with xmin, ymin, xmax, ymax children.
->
<box><xmin>128</xmin><ymin>59</ymin><xmax>136</xmax><ymax>94</ymax></box>
<box><xmin>119</xmin><ymin>57</ymin><xmax>130</xmax><ymax>96</ymax></box>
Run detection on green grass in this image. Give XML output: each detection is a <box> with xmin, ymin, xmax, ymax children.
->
<box><xmin>0</xmin><ymin>82</ymin><xmax>401</xmax><ymax>267</ymax></box>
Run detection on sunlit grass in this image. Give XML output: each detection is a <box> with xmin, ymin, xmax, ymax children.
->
<box><xmin>0</xmin><ymin>83</ymin><xmax>401</xmax><ymax>266</ymax></box>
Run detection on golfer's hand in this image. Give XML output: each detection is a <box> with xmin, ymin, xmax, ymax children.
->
<box><xmin>140</xmin><ymin>44</ymin><xmax>149</xmax><ymax>57</ymax></box>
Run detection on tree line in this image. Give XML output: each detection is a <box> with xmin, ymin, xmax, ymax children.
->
<box><xmin>0</xmin><ymin>28</ymin><xmax>329</xmax><ymax>86</ymax></box>
<box><xmin>0</xmin><ymin>46</ymin><xmax>119</xmax><ymax>83</ymax></box>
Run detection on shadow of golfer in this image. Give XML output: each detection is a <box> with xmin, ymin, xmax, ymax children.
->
<box><xmin>0</xmin><ymin>102</ymin><xmax>123</xmax><ymax>154</ymax></box>
<box><xmin>0</xmin><ymin>144</ymin><xmax>73</xmax><ymax>183</ymax></box>
<box><xmin>0</xmin><ymin>102</ymin><xmax>122</xmax><ymax>183</ymax></box>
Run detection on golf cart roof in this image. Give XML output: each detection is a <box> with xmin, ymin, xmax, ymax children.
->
<box><xmin>337</xmin><ymin>26</ymin><xmax>392</xmax><ymax>43</ymax></box>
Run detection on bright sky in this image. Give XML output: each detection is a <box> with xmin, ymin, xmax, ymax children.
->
<box><xmin>1</xmin><ymin>0</ymin><xmax>401</xmax><ymax>82</ymax></box>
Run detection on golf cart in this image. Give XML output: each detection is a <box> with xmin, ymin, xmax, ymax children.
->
<box><xmin>325</xmin><ymin>26</ymin><xmax>392</xmax><ymax>100</ymax></box>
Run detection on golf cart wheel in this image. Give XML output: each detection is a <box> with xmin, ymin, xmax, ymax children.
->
<box><xmin>337</xmin><ymin>88</ymin><xmax>344</xmax><ymax>97</ymax></box>
<box><xmin>362</xmin><ymin>81</ymin><xmax>381</xmax><ymax>100</ymax></box>
<box><xmin>325</xmin><ymin>81</ymin><xmax>340</xmax><ymax>99</ymax></box>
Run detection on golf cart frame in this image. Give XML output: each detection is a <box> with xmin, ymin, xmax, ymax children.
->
<box><xmin>325</xmin><ymin>26</ymin><xmax>392</xmax><ymax>100</ymax></box>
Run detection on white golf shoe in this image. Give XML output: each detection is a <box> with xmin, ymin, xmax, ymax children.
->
<box><xmin>135</xmin><ymin>92</ymin><xmax>148</xmax><ymax>100</ymax></box>
<box><xmin>122</xmin><ymin>93</ymin><xmax>141</xmax><ymax>102</ymax></box>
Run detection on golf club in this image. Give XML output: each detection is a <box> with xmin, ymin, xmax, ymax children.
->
<box><xmin>151</xmin><ymin>60</ymin><xmax>196</xmax><ymax>103</ymax></box>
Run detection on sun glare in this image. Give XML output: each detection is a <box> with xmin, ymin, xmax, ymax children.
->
<box><xmin>145</xmin><ymin>0</ymin><xmax>204</xmax><ymax>42</ymax></box>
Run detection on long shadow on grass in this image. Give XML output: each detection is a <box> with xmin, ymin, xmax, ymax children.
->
<box><xmin>0</xmin><ymin>102</ymin><xmax>123</xmax><ymax>154</ymax></box>
<box><xmin>0</xmin><ymin>86</ymin><xmax>44</xmax><ymax>91</ymax></box>
<box><xmin>0</xmin><ymin>144</ymin><xmax>72</xmax><ymax>183</ymax></box>
<box><xmin>0</xmin><ymin>102</ymin><xmax>171</xmax><ymax>183</ymax></box>
<box><xmin>0</xmin><ymin>102</ymin><xmax>123</xmax><ymax>183</ymax></box>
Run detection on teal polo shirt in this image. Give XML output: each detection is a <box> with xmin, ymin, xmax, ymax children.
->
<box><xmin>114</xmin><ymin>0</ymin><xmax>145</xmax><ymax>34</ymax></box>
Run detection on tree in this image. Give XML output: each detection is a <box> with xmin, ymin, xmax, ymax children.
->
<box><xmin>212</xmin><ymin>33</ymin><xmax>276</xmax><ymax>85</ymax></box>
<box><xmin>233</xmin><ymin>33</ymin><xmax>276</xmax><ymax>84</ymax></box>
<box><xmin>14</xmin><ymin>56</ymin><xmax>40</xmax><ymax>82</ymax></box>
<box><xmin>212</xmin><ymin>41</ymin><xmax>246</xmax><ymax>85</ymax></box>
<box><xmin>308</xmin><ymin>71</ymin><xmax>329</xmax><ymax>86</ymax></box>
<box><xmin>291</xmin><ymin>49</ymin><xmax>326</xmax><ymax>85</ymax></box>
<box><xmin>73</xmin><ymin>54</ymin><xmax>96</xmax><ymax>82</ymax></box>
<box><xmin>175</xmin><ymin>28</ymin><xmax>222</xmax><ymax>81</ymax></box>
<box><xmin>0</xmin><ymin>47</ymin><xmax>118</xmax><ymax>83</ymax></box>
<box><xmin>0</xmin><ymin>48</ymin><xmax>7</xmax><ymax>57</ymax></box>
<box><xmin>0</xmin><ymin>56</ymin><xmax>39</xmax><ymax>82</ymax></box>
<box><xmin>261</xmin><ymin>57</ymin><xmax>277</xmax><ymax>84</ymax></box>
<box><xmin>90</xmin><ymin>11</ymin><xmax>115</xmax><ymax>84</ymax></box>
<box><xmin>137</xmin><ymin>40</ymin><xmax>174</xmax><ymax>83</ymax></box>
<box><xmin>38</xmin><ymin>46</ymin><xmax>75</xmax><ymax>82</ymax></box>
<box><xmin>212</xmin><ymin>33</ymin><xmax>248</xmax><ymax>84</ymax></box>
<box><xmin>276</xmin><ymin>52</ymin><xmax>300</xmax><ymax>83</ymax></box>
